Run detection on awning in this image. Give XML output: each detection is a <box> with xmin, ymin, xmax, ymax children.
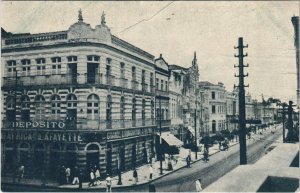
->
<box><xmin>158</xmin><ymin>132</ymin><xmax>183</xmax><ymax>146</ymax></box>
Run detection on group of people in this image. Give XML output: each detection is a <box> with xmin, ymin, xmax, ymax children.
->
<box><xmin>88</xmin><ymin>166</ymin><xmax>101</xmax><ymax>187</ymax></box>
<box><xmin>59</xmin><ymin>165</ymin><xmax>84</xmax><ymax>187</ymax></box>
<box><xmin>218</xmin><ymin>138</ymin><xmax>229</xmax><ymax>151</ymax></box>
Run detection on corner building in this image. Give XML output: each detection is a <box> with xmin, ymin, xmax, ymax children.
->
<box><xmin>1</xmin><ymin>11</ymin><xmax>156</xmax><ymax>179</ymax></box>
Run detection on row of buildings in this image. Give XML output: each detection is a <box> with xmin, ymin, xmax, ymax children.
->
<box><xmin>1</xmin><ymin>10</ymin><xmax>278</xmax><ymax>179</ymax></box>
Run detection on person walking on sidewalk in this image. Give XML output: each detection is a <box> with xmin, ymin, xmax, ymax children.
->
<box><xmin>203</xmin><ymin>149</ymin><xmax>209</xmax><ymax>163</ymax></box>
<box><xmin>65</xmin><ymin>167</ymin><xmax>71</xmax><ymax>184</ymax></box>
<box><xmin>18</xmin><ymin>165</ymin><xmax>25</xmax><ymax>182</ymax></box>
<box><xmin>72</xmin><ymin>166</ymin><xmax>79</xmax><ymax>185</ymax></box>
<box><xmin>59</xmin><ymin>165</ymin><xmax>66</xmax><ymax>185</ymax></box>
<box><xmin>106</xmin><ymin>174</ymin><xmax>112</xmax><ymax>192</ymax></box>
<box><xmin>95</xmin><ymin>167</ymin><xmax>101</xmax><ymax>185</ymax></box>
<box><xmin>195</xmin><ymin>179</ymin><xmax>203</xmax><ymax>192</ymax></box>
<box><xmin>186</xmin><ymin>155</ymin><xmax>191</xmax><ymax>168</ymax></box>
<box><xmin>88</xmin><ymin>169</ymin><xmax>95</xmax><ymax>187</ymax></box>
<box><xmin>78</xmin><ymin>169</ymin><xmax>83</xmax><ymax>189</ymax></box>
<box><xmin>149</xmin><ymin>165</ymin><xmax>153</xmax><ymax>180</ymax></box>
<box><xmin>133</xmin><ymin>168</ymin><xmax>138</xmax><ymax>184</ymax></box>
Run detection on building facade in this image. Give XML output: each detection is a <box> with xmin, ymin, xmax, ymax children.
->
<box><xmin>1</xmin><ymin>11</ymin><xmax>156</xmax><ymax>179</ymax></box>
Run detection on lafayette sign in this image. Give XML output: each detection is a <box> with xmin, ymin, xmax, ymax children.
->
<box><xmin>2</xmin><ymin>130</ymin><xmax>82</xmax><ymax>142</ymax></box>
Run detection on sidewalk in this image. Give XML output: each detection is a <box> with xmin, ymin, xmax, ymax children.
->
<box><xmin>2</xmin><ymin>124</ymin><xmax>281</xmax><ymax>190</ymax></box>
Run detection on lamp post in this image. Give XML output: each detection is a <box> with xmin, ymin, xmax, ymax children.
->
<box><xmin>159</xmin><ymin>94</ymin><xmax>163</xmax><ymax>175</ymax></box>
<box><xmin>117</xmin><ymin>152</ymin><xmax>122</xmax><ymax>185</ymax></box>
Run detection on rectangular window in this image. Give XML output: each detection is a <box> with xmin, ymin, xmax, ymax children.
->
<box><xmin>67</xmin><ymin>56</ymin><xmax>77</xmax><ymax>62</ymax></box>
<box><xmin>212</xmin><ymin>105</ymin><xmax>216</xmax><ymax>114</ymax></box>
<box><xmin>132</xmin><ymin>66</ymin><xmax>136</xmax><ymax>81</ymax></box>
<box><xmin>36</xmin><ymin>58</ymin><xmax>46</xmax><ymax>75</ymax></box>
<box><xmin>212</xmin><ymin>92</ymin><xmax>215</xmax><ymax>99</ymax></box>
<box><xmin>156</xmin><ymin>78</ymin><xmax>159</xmax><ymax>89</ymax></box>
<box><xmin>7</xmin><ymin>60</ymin><xmax>16</xmax><ymax>76</ymax></box>
<box><xmin>165</xmin><ymin>81</ymin><xmax>168</xmax><ymax>91</ymax></box>
<box><xmin>150</xmin><ymin>73</ymin><xmax>154</xmax><ymax>86</ymax></box>
<box><xmin>51</xmin><ymin>57</ymin><xmax>61</xmax><ymax>74</ymax></box>
<box><xmin>142</xmin><ymin>70</ymin><xmax>145</xmax><ymax>84</ymax></box>
<box><xmin>120</xmin><ymin>63</ymin><xmax>125</xmax><ymax>79</ymax></box>
<box><xmin>161</xmin><ymin>80</ymin><xmax>163</xmax><ymax>90</ymax></box>
<box><xmin>21</xmin><ymin>59</ymin><xmax>31</xmax><ymax>76</ymax></box>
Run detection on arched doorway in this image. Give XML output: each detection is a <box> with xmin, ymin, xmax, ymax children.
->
<box><xmin>19</xmin><ymin>143</ymin><xmax>30</xmax><ymax>169</ymax></box>
<box><xmin>49</xmin><ymin>144</ymin><xmax>61</xmax><ymax>179</ymax></box>
<box><xmin>65</xmin><ymin>144</ymin><xmax>77</xmax><ymax>170</ymax></box>
<box><xmin>3</xmin><ymin>143</ymin><xmax>14</xmax><ymax>175</ymax></box>
<box><xmin>33</xmin><ymin>143</ymin><xmax>45</xmax><ymax>177</ymax></box>
<box><xmin>86</xmin><ymin>143</ymin><xmax>100</xmax><ymax>173</ymax></box>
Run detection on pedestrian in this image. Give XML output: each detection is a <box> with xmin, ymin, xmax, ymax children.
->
<box><xmin>95</xmin><ymin>167</ymin><xmax>101</xmax><ymax>185</ymax></box>
<box><xmin>186</xmin><ymin>155</ymin><xmax>191</xmax><ymax>168</ymax></box>
<box><xmin>195</xmin><ymin>179</ymin><xmax>203</xmax><ymax>192</ymax></box>
<box><xmin>149</xmin><ymin>165</ymin><xmax>153</xmax><ymax>180</ymax></box>
<box><xmin>18</xmin><ymin>165</ymin><xmax>25</xmax><ymax>182</ymax></box>
<box><xmin>149</xmin><ymin>183</ymin><xmax>156</xmax><ymax>192</ymax></box>
<box><xmin>88</xmin><ymin>169</ymin><xmax>95</xmax><ymax>187</ymax></box>
<box><xmin>167</xmin><ymin>156</ymin><xmax>173</xmax><ymax>171</ymax></box>
<box><xmin>106</xmin><ymin>174</ymin><xmax>112</xmax><ymax>192</ymax></box>
<box><xmin>41</xmin><ymin>170</ymin><xmax>46</xmax><ymax>188</ymax></box>
<box><xmin>60</xmin><ymin>165</ymin><xmax>66</xmax><ymax>185</ymax></box>
<box><xmin>72</xmin><ymin>166</ymin><xmax>79</xmax><ymax>185</ymax></box>
<box><xmin>78</xmin><ymin>169</ymin><xmax>83</xmax><ymax>189</ymax></box>
<box><xmin>65</xmin><ymin>167</ymin><xmax>71</xmax><ymax>184</ymax></box>
<box><xmin>218</xmin><ymin>141</ymin><xmax>222</xmax><ymax>150</ymax></box>
<box><xmin>133</xmin><ymin>168</ymin><xmax>138</xmax><ymax>184</ymax></box>
<box><xmin>203</xmin><ymin>149</ymin><xmax>209</xmax><ymax>162</ymax></box>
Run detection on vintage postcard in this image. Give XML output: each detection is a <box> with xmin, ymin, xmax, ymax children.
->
<box><xmin>1</xmin><ymin>1</ymin><xmax>299</xmax><ymax>192</ymax></box>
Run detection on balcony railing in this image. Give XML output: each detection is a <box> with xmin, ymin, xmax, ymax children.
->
<box><xmin>155</xmin><ymin>89</ymin><xmax>169</xmax><ymax>97</ymax></box>
<box><xmin>156</xmin><ymin>119</ymin><xmax>171</xmax><ymax>127</ymax></box>
<box><xmin>131</xmin><ymin>80</ymin><xmax>139</xmax><ymax>90</ymax></box>
<box><xmin>150</xmin><ymin>85</ymin><xmax>155</xmax><ymax>93</ymax></box>
<box><xmin>77</xmin><ymin>118</ymin><xmax>156</xmax><ymax>130</ymax></box>
<box><xmin>119</xmin><ymin>77</ymin><xmax>128</xmax><ymax>89</ymax></box>
<box><xmin>142</xmin><ymin>82</ymin><xmax>148</xmax><ymax>92</ymax></box>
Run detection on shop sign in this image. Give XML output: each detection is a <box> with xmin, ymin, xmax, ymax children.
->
<box><xmin>1</xmin><ymin>130</ymin><xmax>82</xmax><ymax>142</ymax></box>
<box><xmin>12</xmin><ymin>121</ymin><xmax>65</xmax><ymax>129</ymax></box>
<box><xmin>107</xmin><ymin>131</ymin><xmax>122</xmax><ymax>140</ymax></box>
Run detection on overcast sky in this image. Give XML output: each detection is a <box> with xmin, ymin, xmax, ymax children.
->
<box><xmin>1</xmin><ymin>1</ymin><xmax>299</xmax><ymax>103</ymax></box>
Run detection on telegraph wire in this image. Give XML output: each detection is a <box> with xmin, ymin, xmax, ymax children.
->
<box><xmin>115</xmin><ymin>1</ymin><xmax>174</xmax><ymax>35</ymax></box>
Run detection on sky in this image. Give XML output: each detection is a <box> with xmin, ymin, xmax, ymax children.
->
<box><xmin>1</xmin><ymin>1</ymin><xmax>299</xmax><ymax>103</ymax></box>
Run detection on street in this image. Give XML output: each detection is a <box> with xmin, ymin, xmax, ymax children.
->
<box><xmin>2</xmin><ymin>127</ymin><xmax>282</xmax><ymax>192</ymax></box>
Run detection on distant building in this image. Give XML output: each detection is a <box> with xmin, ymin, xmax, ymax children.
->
<box><xmin>291</xmin><ymin>16</ymin><xmax>299</xmax><ymax>107</ymax></box>
<box><xmin>199</xmin><ymin>81</ymin><xmax>227</xmax><ymax>135</ymax></box>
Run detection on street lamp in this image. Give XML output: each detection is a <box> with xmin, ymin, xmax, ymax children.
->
<box><xmin>117</xmin><ymin>152</ymin><xmax>122</xmax><ymax>185</ymax></box>
<box><xmin>159</xmin><ymin>94</ymin><xmax>163</xmax><ymax>175</ymax></box>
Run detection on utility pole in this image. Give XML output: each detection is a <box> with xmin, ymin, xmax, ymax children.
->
<box><xmin>194</xmin><ymin>92</ymin><xmax>198</xmax><ymax>159</ymax></box>
<box><xmin>159</xmin><ymin>95</ymin><xmax>163</xmax><ymax>175</ymax></box>
<box><xmin>234</xmin><ymin>37</ymin><xmax>249</xmax><ymax>165</ymax></box>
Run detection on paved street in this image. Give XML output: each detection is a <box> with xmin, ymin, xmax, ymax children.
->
<box><xmin>2</xmin><ymin>126</ymin><xmax>282</xmax><ymax>192</ymax></box>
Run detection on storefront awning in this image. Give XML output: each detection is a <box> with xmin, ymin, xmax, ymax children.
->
<box><xmin>158</xmin><ymin>132</ymin><xmax>183</xmax><ymax>146</ymax></box>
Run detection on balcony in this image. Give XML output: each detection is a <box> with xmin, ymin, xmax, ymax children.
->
<box><xmin>156</xmin><ymin>119</ymin><xmax>171</xmax><ymax>127</ymax></box>
<box><xmin>155</xmin><ymin>89</ymin><xmax>169</xmax><ymax>97</ymax></box>
<box><xmin>131</xmin><ymin>80</ymin><xmax>139</xmax><ymax>90</ymax></box>
<box><xmin>2</xmin><ymin>74</ymin><xmax>78</xmax><ymax>87</ymax></box>
<box><xmin>142</xmin><ymin>82</ymin><xmax>148</xmax><ymax>92</ymax></box>
<box><xmin>77</xmin><ymin>118</ymin><xmax>156</xmax><ymax>130</ymax></box>
<box><xmin>150</xmin><ymin>85</ymin><xmax>155</xmax><ymax>93</ymax></box>
<box><xmin>119</xmin><ymin>77</ymin><xmax>128</xmax><ymax>89</ymax></box>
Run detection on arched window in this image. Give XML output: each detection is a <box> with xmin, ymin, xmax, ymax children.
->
<box><xmin>35</xmin><ymin>95</ymin><xmax>45</xmax><ymax>121</ymax></box>
<box><xmin>142</xmin><ymin>99</ymin><xmax>146</xmax><ymax>126</ymax></box>
<box><xmin>212</xmin><ymin>120</ymin><xmax>216</xmax><ymax>134</ymax></box>
<box><xmin>6</xmin><ymin>96</ymin><xmax>15</xmax><ymax>122</ymax></box>
<box><xmin>87</xmin><ymin>94</ymin><xmax>99</xmax><ymax>120</ymax></box>
<box><xmin>106</xmin><ymin>95</ymin><xmax>112</xmax><ymax>129</ymax></box>
<box><xmin>20</xmin><ymin>95</ymin><xmax>30</xmax><ymax>122</ymax></box>
<box><xmin>51</xmin><ymin>95</ymin><xmax>61</xmax><ymax>119</ymax></box>
<box><xmin>132</xmin><ymin>98</ymin><xmax>136</xmax><ymax>126</ymax></box>
<box><xmin>67</xmin><ymin>94</ymin><xmax>77</xmax><ymax>108</ymax></box>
